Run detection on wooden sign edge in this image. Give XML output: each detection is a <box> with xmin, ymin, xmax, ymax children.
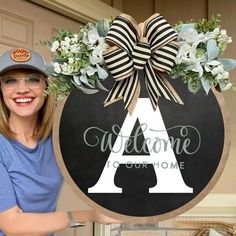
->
<box><xmin>52</xmin><ymin>88</ymin><xmax>230</xmax><ymax>223</ymax></box>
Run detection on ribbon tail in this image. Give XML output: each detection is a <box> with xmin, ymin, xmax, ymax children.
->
<box><xmin>162</xmin><ymin>77</ymin><xmax>184</xmax><ymax>105</ymax></box>
<box><xmin>144</xmin><ymin>60</ymin><xmax>183</xmax><ymax>110</ymax></box>
<box><xmin>104</xmin><ymin>71</ymin><xmax>140</xmax><ymax>113</ymax></box>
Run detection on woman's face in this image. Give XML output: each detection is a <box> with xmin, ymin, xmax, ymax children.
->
<box><xmin>0</xmin><ymin>69</ymin><xmax>47</xmax><ymax>119</ymax></box>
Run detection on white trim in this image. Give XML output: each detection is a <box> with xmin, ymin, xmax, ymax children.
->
<box><xmin>194</xmin><ymin>194</ymin><xmax>236</xmax><ymax>207</ymax></box>
<box><xmin>182</xmin><ymin>194</ymin><xmax>236</xmax><ymax>217</ymax></box>
<box><xmin>29</xmin><ymin>0</ymin><xmax>121</xmax><ymax>23</ymax></box>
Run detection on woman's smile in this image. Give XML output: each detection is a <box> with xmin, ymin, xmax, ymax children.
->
<box><xmin>13</xmin><ymin>96</ymin><xmax>35</xmax><ymax>107</ymax></box>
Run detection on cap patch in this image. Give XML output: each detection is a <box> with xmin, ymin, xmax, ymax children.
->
<box><xmin>11</xmin><ymin>48</ymin><xmax>31</xmax><ymax>62</ymax></box>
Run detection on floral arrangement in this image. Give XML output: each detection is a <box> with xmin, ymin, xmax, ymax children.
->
<box><xmin>42</xmin><ymin>18</ymin><xmax>112</xmax><ymax>100</ymax></box>
<box><xmin>172</xmin><ymin>15</ymin><xmax>236</xmax><ymax>94</ymax></box>
<box><xmin>43</xmin><ymin>15</ymin><xmax>235</xmax><ymax>100</ymax></box>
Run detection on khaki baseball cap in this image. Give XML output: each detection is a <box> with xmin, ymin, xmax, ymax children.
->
<box><xmin>0</xmin><ymin>48</ymin><xmax>48</xmax><ymax>77</ymax></box>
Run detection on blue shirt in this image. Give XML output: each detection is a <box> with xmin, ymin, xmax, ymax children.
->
<box><xmin>0</xmin><ymin>133</ymin><xmax>64</xmax><ymax>236</ymax></box>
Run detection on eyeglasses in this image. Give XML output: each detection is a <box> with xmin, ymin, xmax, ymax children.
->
<box><xmin>0</xmin><ymin>74</ymin><xmax>46</xmax><ymax>90</ymax></box>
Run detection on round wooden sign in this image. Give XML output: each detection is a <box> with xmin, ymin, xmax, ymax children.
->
<box><xmin>53</xmin><ymin>77</ymin><xmax>230</xmax><ymax>222</ymax></box>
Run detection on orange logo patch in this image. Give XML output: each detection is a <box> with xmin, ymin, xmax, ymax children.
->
<box><xmin>11</xmin><ymin>48</ymin><xmax>31</xmax><ymax>62</ymax></box>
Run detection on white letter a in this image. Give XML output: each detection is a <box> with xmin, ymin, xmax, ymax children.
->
<box><xmin>88</xmin><ymin>98</ymin><xmax>193</xmax><ymax>193</ymax></box>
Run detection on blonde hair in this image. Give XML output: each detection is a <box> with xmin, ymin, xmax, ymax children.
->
<box><xmin>0</xmin><ymin>86</ymin><xmax>56</xmax><ymax>141</ymax></box>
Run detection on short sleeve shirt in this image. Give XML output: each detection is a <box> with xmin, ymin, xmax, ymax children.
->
<box><xmin>0</xmin><ymin>134</ymin><xmax>63</xmax><ymax>235</ymax></box>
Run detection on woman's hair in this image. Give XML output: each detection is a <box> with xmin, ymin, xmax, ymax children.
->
<box><xmin>0</xmin><ymin>77</ymin><xmax>56</xmax><ymax>141</ymax></box>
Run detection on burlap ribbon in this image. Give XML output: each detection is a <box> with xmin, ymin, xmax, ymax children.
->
<box><xmin>103</xmin><ymin>13</ymin><xmax>183</xmax><ymax>113</ymax></box>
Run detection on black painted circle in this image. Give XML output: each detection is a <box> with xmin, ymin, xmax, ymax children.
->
<box><xmin>59</xmin><ymin>75</ymin><xmax>224</xmax><ymax>217</ymax></box>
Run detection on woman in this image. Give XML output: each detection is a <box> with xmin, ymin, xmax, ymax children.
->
<box><xmin>0</xmin><ymin>48</ymin><xmax>116</xmax><ymax>236</ymax></box>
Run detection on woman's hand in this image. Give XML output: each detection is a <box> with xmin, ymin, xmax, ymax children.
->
<box><xmin>71</xmin><ymin>210</ymin><xmax>122</xmax><ymax>225</ymax></box>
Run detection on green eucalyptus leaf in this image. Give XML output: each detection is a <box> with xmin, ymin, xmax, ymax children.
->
<box><xmin>207</xmin><ymin>39</ymin><xmax>220</xmax><ymax>61</ymax></box>
<box><xmin>80</xmin><ymin>74</ymin><xmax>95</xmax><ymax>88</ymax></box>
<box><xmin>96</xmin><ymin>79</ymin><xmax>108</xmax><ymax>91</ymax></box>
<box><xmin>72</xmin><ymin>80</ymin><xmax>98</xmax><ymax>94</ymax></box>
<box><xmin>97</xmin><ymin>19</ymin><xmax>110</xmax><ymax>37</ymax></box>
<box><xmin>73</xmin><ymin>75</ymin><xmax>82</xmax><ymax>86</ymax></box>
<box><xmin>45</xmin><ymin>63</ymin><xmax>56</xmax><ymax>76</ymax></box>
<box><xmin>200</xmin><ymin>77</ymin><xmax>211</xmax><ymax>94</ymax></box>
<box><xmin>218</xmin><ymin>58</ymin><xmax>236</xmax><ymax>71</ymax></box>
<box><xmin>53</xmin><ymin>58</ymin><xmax>67</xmax><ymax>63</ymax></box>
<box><xmin>188</xmin><ymin>79</ymin><xmax>201</xmax><ymax>94</ymax></box>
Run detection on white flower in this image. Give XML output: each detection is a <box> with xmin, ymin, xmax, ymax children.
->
<box><xmin>70</xmin><ymin>34</ymin><xmax>79</xmax><ymax>44</ymax></box>
<box><xmin>87</xmin><ymin>28</ymin><xmax>100</xmax><ymax>44</ymax></box>
<box><xmin>82</xmin><ymin>32</ymin><xmax>88</xmax><ymax>42</ymax></box>
<box><xmin>211</xmin><ymin>66</ymin><xmax>221</xmax><ymax>76</ymax></box>
<box><xmin>73</xmin><ymin>33</ymin><xmax>79</xmax><ymax>39</ymax></box>
<box><xmin>203</xmin><ymin>28</ymin><xmax>220</xmax><ymax>42</ymax></box>
<box><xmin>90</xmin><ymin>38</ymin><xmax>106</xmax><ymax>65</ymax></box>
<box><xmin>51</xmin><ymin>40</ymin><xmax>60</xmax><ymax>52</ymax></box>
<box><xmin>186</xmin><ymin>60</ymin><xmax>204</xmax><ymax>78</ymax></box>
<box><xmin>204</xmin><ymin>60</ymin><xmax>229</xmax><ymax>81</ymax></box>
<box><xmin>175</xmin><ymin>43</ymin><xmax>197</xmax><ymax>65</ymax></box>
<box><xmin>61</xmin><ymin>45</ymin><xmax>69</xmax><ymax>51</ymax></box>
<box><xmin>80</xmin><ymin>66</ymin><xmax>97</xmax><ymax>76</ymax></box>
<box><xmin>227</xmin><ymin>37</ymin><xmax>232</xmax><ymax>43</ymax></box>
<box><xmin>60</xmin><ymin>63</ymin><xmax>74</xmax><ymax>75</ymax></box>
<box><xmin>176</xmin><ymin>37</ymin><xmax>206</xmax><ymax>78</ymax></box>
<box><xmin>204</xmin><ymin>60</ymin><xmax>221</xmax><ymax>72</ymax></box>
<box><xmin>215</xmin><ymin>71</ymin><xmax>229</xmax><ymax>81</ymax></box>
<box><xmin>68</xmin><ymin>58</ymin><xmax>74</xmax><ymax>64</ymax></box>
<box><xmin>50</xmin><ymin>47</ymin><xmax>57</xmax><ymax>53</ymax></box>
<box><xmin>70</xmin><ymin>44</ymin><xmax>80</xmax><ymax>53</ymax></box>
<box><xmin>223</xmin><ymin>71</ymin><xmax>229</xmax><ymax>78</ymax></box>
<box><xmin>61</xmin><ymin>40</ymin><xmax>70</xmax><ymax>51</ymax></box>
<box><xmin>192</xmin><ymin>33</ymin><xmax>205</xmax><ymax>48</ymax></box>
<box><xmin>178</xmin><ymin>25</ymin><xmax>204</xmax><ymax>47</ymax></box>
<box><xmin>61</xmin><ymin>62</ymin><xmax>69</xmax><ymax>72</ymax></box>
<box><xmin>221</xmin><ymin>82</ymin><xmax>232</xmax><ymax>91</ymax></box>
<box><xmin>179</xmin><ymin>27</ymin><xmax>198</xmax><ymax>43</ymax></box>
<box><xmin>52</xmin><ymin>41</ymin><xmax>60</xmax><ymax>47</ymax></box>
<box><xmin>53</xmin><ymin>62</ymin><xmax>61</xmax><ymax>73</ymax></box>
<box><xmin>213</xmin><ymin>28</ymin><xmax>220</xmax><ymax>35</ymax></box>
<box><xmin>215</xmin><ymin>73</ymin><xmax>223</xmax><ymax>80</ymax></box>
<box><xmin>71</xmin><ymin>38</ymin><xmax>78</xmax><ymax>44</ymax></box>
<box><xmin>61</xmin><ymin>40</ymin><xmax>70</xmax><ymax>47</ymax></box>
<box><xmin>218</xmin><ymin>29</ymin><xmax>232</xmax><ymax>44</ymax></box>
<box><xmin>64</xmin><ymin>37</ymin><xmax>71</xmax><ymax>43</ymax></box>
<box><xmin>220</xmin><ymin>29</ymin><xmax>227</xmax><ymax>36</ymax></box>
<box><xmin>82</xmin><ymin>32</ymin><xmax>90</xmax><ymax>45</ymax></box>
<box><xmin>71</xmin><ymin>35</ymin><xmax>78</xmax><ymax>43</ymax></box>
<box><xmin>90</xmin><ymin>55</ymin><xmax>101</xmax><ymax>65</ymax></box>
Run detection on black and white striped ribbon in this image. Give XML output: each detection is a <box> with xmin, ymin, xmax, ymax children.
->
<box><xmin>103</xmin><ymin>14</ymin><xmax>182</xmax><ymax>111</ymax></box>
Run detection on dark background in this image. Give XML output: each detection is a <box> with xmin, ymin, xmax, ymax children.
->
<box><xmin>59</xmin><ymin>74</ymin><xmax>224</xmax><ymax>217</ymax></box>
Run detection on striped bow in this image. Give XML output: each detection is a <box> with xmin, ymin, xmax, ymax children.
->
<box><xmin>103</xmin><ymin>13</ymin><xmax>183</xmax><ymax>113</ymax></box>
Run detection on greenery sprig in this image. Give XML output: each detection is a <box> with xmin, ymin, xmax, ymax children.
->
<box><xmin>42</xmin><ymin>18</ymin><xmax>112</xmax><ymax>101</ymax></box>
<box><xmin>172</xmin><ymin>15</ymin><xmax>236</xmax><ymax>94</ymax></box>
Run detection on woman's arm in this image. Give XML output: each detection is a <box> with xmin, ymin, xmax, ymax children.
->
<box><xmin>0</xmin><ymin>206</ymin><xmax>70</xmax><ymax>235</ymax></box>
<box><xmin>0</xmin><ymin>206</ymin><xmax>120</xmax><ymax>236</ymax></box>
